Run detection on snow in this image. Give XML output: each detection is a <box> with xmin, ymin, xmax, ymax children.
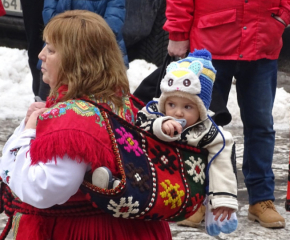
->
<box><xmin>0</xmin><ymin>46</ymin><xmax>289</xmax><ymax>131</ymax></box>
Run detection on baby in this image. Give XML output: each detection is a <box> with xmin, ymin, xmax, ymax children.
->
<box><xmin>135</xmin><ymin>49</ymin><xmax>238</xmax><ymax>235</ymax></box>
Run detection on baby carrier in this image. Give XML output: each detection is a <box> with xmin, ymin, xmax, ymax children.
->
<box><xmin>80</xmin><ymin>98</ymin><xmax>208</xmax><ymax>221</ymax></box>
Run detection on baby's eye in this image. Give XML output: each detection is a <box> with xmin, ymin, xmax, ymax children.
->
<box><xmin>185</xmin><ymin>105</ymin><xmax>192</xmax><ymax>110</ymax></box>
<box><xmin>168</xmin><ymin>103</ymin><xmax>175</xmax><ymax>108</ymax></box>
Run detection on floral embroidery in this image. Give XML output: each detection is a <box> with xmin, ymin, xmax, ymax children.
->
<box><xmin>39</xmin><ymin>100</ymin><xmax>104</xmax><ymax>122</ymax></box>
<box><xmin>38</xmin><ymin>96</ymin><xmax>135</xmax><ymax>133</ymax></box>
<box><xmin>10</xmin><ymin>147</ymin><xmax>20</xmax><ymax>157</ymax></box>
<box><xmin>107</xmin><ymin>196</ymin><xmax>139</xmax><ymax>218</ymax></box>
<box><xmin>2</xmin><ymin>170</ymin><xmax>10</xmax><ymax>184</ymax></box>
<box><xmin>116</xmin><ymin>127</ymin><xmax>143</xmax><ymax>156</ymax></box>
<box><xmin>125</xmin><ymin>109</ymin><xmax>132</xmax><ymax>122</ymax></box>
<box><xmin>51</xmin><ymin>108</ymin><xmax>60</xmax><ymax>117</ymax></box>
<box><xmin>125</xmin><ymin>162</ymin><xmax>150</xmax><ymax>192</ymax></box>
<box><xmin>41</xmin><ymin>111</ymin><xmax>50</xmax><ymax>120</ymax></box>
<box><xmin>150</xmin><ymin>146</ymin><xmax>178</xmax><ymax>174</ymax></box>
<box><xmin>185</xmin><ymin>156</ymin><xmax>206</xmax><ymax>184</ymax></box>
<box><xmin>160</xmin><ymin>179</ymin><xmax>185</xmax><ymax>209</ymax></box>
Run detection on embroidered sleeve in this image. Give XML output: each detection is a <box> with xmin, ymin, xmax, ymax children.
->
<box><xmin>0</xmin><ymin>119</ymin><xmax>34</xmax><ymax>184</ymax></box>
<box><xmin>135</xmin><ymin>105</ymin><xmax>161</xmax><ymax>134</ymax></box>
<box><xmin>0</xmin><ymin>119</ymin><xmax>89</xmax><ymax>208</ymax></box>
<box><xmin>9</xmin><ymin>149</ymin><xmax>88</xmax><ymax>208</ymax></box>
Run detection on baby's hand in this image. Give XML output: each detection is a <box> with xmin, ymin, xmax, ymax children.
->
<box><xmin>212</xmin><ymin>207</ymin><xmax>235</xmax><ymax>222</ymax></box>
<box><xmin>162</xmin><ymin>119</ymin><xmax>182</xmax><ymax>137</ymax></box>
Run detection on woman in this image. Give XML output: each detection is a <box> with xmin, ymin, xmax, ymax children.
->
<box><xmin>0</xmin><ymin>10</ymin><xmax>171</xmax><ymax>240</ymax></box>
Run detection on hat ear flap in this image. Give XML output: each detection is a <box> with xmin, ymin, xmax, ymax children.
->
<box><xmin>188</xmin><ymin>60</ymin><xmax>203</xmax><ymax>77</ymax></box>
<box><xmin>166</xmin><ymin>62</ymin><xmax>179</xmax><ymax>73</ymax></box>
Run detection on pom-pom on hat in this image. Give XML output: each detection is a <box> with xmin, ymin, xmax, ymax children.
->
<box><xmin>158</xmin><ymin>49</ymin><xmax>216</xmax><ymax>121</ymax></box>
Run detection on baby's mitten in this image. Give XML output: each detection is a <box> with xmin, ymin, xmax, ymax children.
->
<box><xmin>217</xmin><ymin>212</ymin><xmax>238</xmax><ymax>234</ymax></box>
<box><xmin>204</xmin><ymin>197</ymin><xmax>238</xmax><ymax>236</ymax></box>
<box><xmin>205</xmin><ymin>199</ymin><xmax>220</xmax><ymax>236</ymax></box>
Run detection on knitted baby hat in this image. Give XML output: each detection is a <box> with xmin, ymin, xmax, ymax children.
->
<box><xmin>158</xmin><ymin>49</ymin><xmax>216</xmax><ymax>121</ymax></box>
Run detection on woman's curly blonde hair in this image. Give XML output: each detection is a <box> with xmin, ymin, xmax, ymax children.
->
<box><xmin>43</xmin><ymin>10</ymin><xmax>130</xmax><ymax>107</ymax></box>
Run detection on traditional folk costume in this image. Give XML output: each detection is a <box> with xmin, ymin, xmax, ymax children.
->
<box><xmin>0</xmin><ymin>86</ymin><xmax>171</xmax><ymax>240</ymax></box>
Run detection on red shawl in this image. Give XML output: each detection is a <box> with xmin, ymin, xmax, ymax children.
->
<box><xmin>29</xmin><ymin>86</ymin><xmax>136</xmax><ymax>175</ymax></box>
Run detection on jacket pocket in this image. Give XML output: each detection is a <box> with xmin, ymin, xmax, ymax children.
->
<box><xmin>197</xmin><ymin>9</ymin><xmax>236</xmax><ymax>29</ymax></box>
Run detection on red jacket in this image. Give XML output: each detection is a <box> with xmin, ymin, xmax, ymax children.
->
<box><xmin>0</xmin><ymin>1</ymin><xmax>5</xmax><ymax>16</ymax></box>
<box><xmin>163</xmin><ymin>0</ymin><xmax>290</xmax><ymax>60</ymax></box>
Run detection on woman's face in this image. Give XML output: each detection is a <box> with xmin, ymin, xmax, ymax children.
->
<box><xmin>38</xmin><ymin>40</ymin><xmax>61</xmax><ymax>89</ymax></box>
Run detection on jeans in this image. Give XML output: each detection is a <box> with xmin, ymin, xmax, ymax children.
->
<box><xmin>211</xmin><ymin>59</ymin><xmax>277</xmax><ymax>205</ymax></box>
<box><xmin>20</xmin><ymin>0</ymin><xmax>50</xmax><ymax>101</ymax></box>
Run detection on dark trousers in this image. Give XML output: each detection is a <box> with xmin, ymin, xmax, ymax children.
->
<box><xmin>20</xmin><ymin>0</ymin><xmax>50</xmax><ymax>101</ymax></box>
<box><xmin>212</xmin><ymin>59</ymin><xmax>277</xmax><ymax>205</ymax></box>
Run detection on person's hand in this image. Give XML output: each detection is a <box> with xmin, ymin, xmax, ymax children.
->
<box><xmin>168</xmin><ymin>40</ymin><xmax>190</xmax><ymax>58</ymax></box>
<box><xmin>25</xmin><ymin>102</ymin><xmax>46</xmax><ymax>124</ymax></box>
<box><xmin>162</xmin><ymin>119</ymin><xmax>182</xmax><ymax>137</ymax></box>
<box><xmin>24</xmin><ymin>108</ymin><xmax>48</xmax><ymax>130</ymax></box>
<box><xmin>212</xmin><ymin>207</ymin><xmax>235</xmax><ymax>222</ymax></box>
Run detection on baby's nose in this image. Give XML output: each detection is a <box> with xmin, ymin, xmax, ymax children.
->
<box><xmin>175</xmin><ymin>110</ymin><xmax>183</xmax><ymax>116</ymax></box>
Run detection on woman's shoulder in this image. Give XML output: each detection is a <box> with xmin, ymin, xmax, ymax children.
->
<box><xmin>42</xmin><ymin>99</ymin><xmax>102</xmax><ymax>121</ymax></box>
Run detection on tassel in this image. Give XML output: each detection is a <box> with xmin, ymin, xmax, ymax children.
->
<box><xmin>30</xmin><ymin>130</ymin><xmax>117</xmax><ymax>174</ymax></box>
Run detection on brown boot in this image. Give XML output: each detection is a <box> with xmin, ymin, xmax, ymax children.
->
<box><xmin>248</xmin><ymin>200</ymin><xmax>285</xmax><ymax>228</ymax></box>
<box><xmin>177</xmin><ymin>205</ymin><xmax>206</xmax><ymax>227</ymax></box>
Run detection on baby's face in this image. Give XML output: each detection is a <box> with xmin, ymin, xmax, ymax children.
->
<box><xmin>164</xmin><ymin>96</ymin><xmax>200</xmax><ymax>128</ymax></box>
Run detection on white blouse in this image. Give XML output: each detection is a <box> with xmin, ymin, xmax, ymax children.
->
<box><xmin>0</xmin><ymin>119</ymin><xmax>89</xmax><ymax>209</ymax></box>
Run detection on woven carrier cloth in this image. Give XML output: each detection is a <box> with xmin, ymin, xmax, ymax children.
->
<box><xmin>81</xmin><ymin>101</ymin><xmax>208</xmax><ymax>222</ymax></box>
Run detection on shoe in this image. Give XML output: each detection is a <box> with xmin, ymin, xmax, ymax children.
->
<box><xmin>113</xmin><ymin>179</ymin><xmax>121</xmax><ymax>189</ymax></box>
<box><xmin>177</xmin><ymin>204</ymin><xmax>206</xmax><ymax>227</ymax></box>
<box><xmin>92</xmin><ymin>167</ymin><xmax>114</xmax><ymax>189</ymax></box>
<box><xmin>92</xmin><ymin>167</ymin><xmax>120</xmax><ymax>189</ymax></box>
<box><xmin>248</xmin><ymin>200</ymin><xmax>285</xmax><ymax>228</ymax></box>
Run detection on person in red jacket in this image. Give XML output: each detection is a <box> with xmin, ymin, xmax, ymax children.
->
<box><xmin>163</xmin><ymin>0</ymin><xmax>290</xmax><ymax>229</ymax></box>
<box><xmin>0</xmin><ymin>1</ymin><xmax>6</xmax><ymax>16</ymax></box>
